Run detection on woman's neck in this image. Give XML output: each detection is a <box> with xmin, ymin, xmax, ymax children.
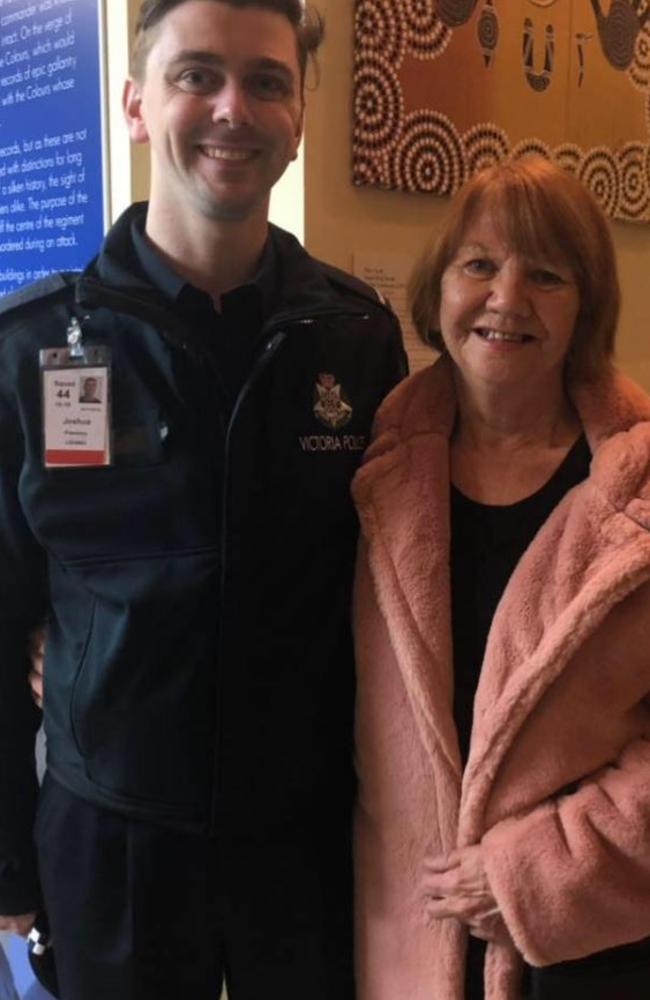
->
<box><xmin>453</xmin><ymin>372</ymin><xmax>579</xmax><ymax>452</ymax></box>
<box><xmin>451</xmin><ymin>373</ymin><xmax>581</xmax><ymax>504</ymax></box>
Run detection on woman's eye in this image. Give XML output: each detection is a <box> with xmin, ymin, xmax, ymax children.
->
<box><xmin>530</xmin><ymin>268</ymin><xmax>564</xmax><ymax>286</ymax></box>
<box><xmin>463</xmin><ymin>258</ymin><xmax>495</xmax><ymax>277</ymax></box>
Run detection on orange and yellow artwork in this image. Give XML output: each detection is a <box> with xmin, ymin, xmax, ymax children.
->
<box><xmin>352</xmin><ymin>1</ymin><xmax>650</xmax><ymax>221</ymax></box>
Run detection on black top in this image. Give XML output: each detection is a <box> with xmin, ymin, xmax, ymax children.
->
<box><xmin>450</xmin><ymin>434</ymin><xmax>592</xmax><ymax>766</ymax></box>
<box><xmin>449</xmin><ymin>435</ymin><xmax>591</xmax><ymax>1000</ymax></box>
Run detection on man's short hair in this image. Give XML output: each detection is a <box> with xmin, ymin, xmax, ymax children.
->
<box><xmin>132</xmin><ymin>0</ymin><xmax>324</xmax><ymax>87</ymax></box>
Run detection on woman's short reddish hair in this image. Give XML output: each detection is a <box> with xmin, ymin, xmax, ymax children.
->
<box><xmin>409</xmin><ymin>156</ymin><xmax>620</xmax><ymax>380</ymax></box>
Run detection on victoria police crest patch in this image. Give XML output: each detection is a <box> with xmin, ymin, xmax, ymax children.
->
<box><xmin>313</xmin><ymin>373</ymin><xmax>353</xmax><ymax>430</ymax></box>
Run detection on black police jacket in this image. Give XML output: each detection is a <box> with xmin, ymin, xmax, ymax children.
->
<box><xmin>0</xmin><ymin>204</ymin><xmax>406</xmax><ymax>913</ymax></box>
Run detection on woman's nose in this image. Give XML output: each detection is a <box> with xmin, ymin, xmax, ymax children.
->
<box><xmin>487</xmin><ymin>263</ymin><xmax>531</xmax><ymax>315</ymax></box>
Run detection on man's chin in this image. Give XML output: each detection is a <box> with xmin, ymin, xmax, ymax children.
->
<box><xmin>195</xmin><ymin>188</ymin><xmax>269</xmax><ymax>224</ymax></box>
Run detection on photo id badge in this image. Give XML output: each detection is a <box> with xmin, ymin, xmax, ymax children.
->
<box><xmin>40</xmin><ymin>344</ymin><xmax>112</xmax><ymax>468</ymax></box>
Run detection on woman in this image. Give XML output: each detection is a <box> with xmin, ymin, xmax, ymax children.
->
<box><xmin>352</xmin><ymin>157</ymin><xmax>650</xmax><ymax>1000</ymax></box>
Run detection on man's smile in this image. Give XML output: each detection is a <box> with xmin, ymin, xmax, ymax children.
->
<box><xmin>198</xmin><ymin>144</ymin><xmax>259</xmax><ymax>161</ymax></box>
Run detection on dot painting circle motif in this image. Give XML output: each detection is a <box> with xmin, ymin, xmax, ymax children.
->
<box><xmin>595</xmin><ymin>0</ymin><xmax>641</xmax><ymax>71</ymax></box>
<box><xmin>553</xmin><ymin>144</ymin><xmax>583</xmax><ymax>176</ymax></box>
<box><xmin>352</xmin><ymin>148</ymin><xmax>390</xmax><ymax>188</ymax></box>
<box><xmin>354</xmin><ymin>0</ymin><xmax>407</xmax><ymax>68</ymax></box>
<box><xmin>353</xmin><ymin>53</ymin><xmax>404</xmax><ymax>151</ymax></box>
<box><xmin>511</xmin><ymin>138</ymin><xmax>552</xmax><ymax>161</ymax></box>
<box><xmin>462</xmin><ymin>124</ymin><xmax>509</xmax><ymax>173</ymax></box>
<box><xmin>618</xmin><ymin>142</ymin><xmax>650</xmax><ymax>219</ymax></box>
<box><xmin>477</xmin><ymin>5</ymin><xmax>499</xmax><ymax>54</ymax></box>
<box><xmin>578</xmin><ymin>149</ymin><xmax>621</xmax><ymax>217</ymax></box>
<box><xmin>629</xmin><ymin>24</ymin><xmax>650</xmax><ymax>92</ymax></box>
<box><xmin>403</xmin><ymin>0</ymin><xmax>451</xmax><ymax>60</ymax></box>
<box><xmin>436</xmin><ymin>0</ymin><xmax>479</xmax><ymax>29</ymax></box>
<box><xmin>390</xmin><ymin>111</ymin><xmax>466</xmax><ymax>194</ymax></box>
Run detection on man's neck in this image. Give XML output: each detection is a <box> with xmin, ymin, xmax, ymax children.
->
<box><xmin>144</xmin><ymin>206</ymin><xmax>270</xmax><ymax>308</ymax></box>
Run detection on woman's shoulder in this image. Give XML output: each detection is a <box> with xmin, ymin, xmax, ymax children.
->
<box><xmin>352</xmin><ymin>358</ymin><xmax>455</xmax><ymax>506</ymax></box>
<box><xmin>575</xmin><ymin>368</ymin><xmax>650</xmax><ymax>446</ymax></box>
<box><xmin>371</xmin><ymin>355</ymin><xmax>456</xmax><ymax>444</ymax></box>
<box><xmin>576</xmin><ymin>368</ymin><xmax>650</xmax><ymax>519</ymax></box>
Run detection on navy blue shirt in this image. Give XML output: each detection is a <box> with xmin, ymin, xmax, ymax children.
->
<box><xmin>131</xmin><ymin>213</ymin><xmax>280</xmax><ymax>405</ymax></box>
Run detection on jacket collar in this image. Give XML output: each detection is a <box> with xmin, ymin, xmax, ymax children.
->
<box><xmin>76</xmin><ymin>202</ymin><xmax>380</xmax><ymax>322</ymax></box>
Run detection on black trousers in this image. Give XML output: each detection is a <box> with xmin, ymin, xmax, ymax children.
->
<box><xmin>466</xmin><ymin>934</ymin><xmax>650</xmax><ymax>1000</ymax></box>
<box><xmin>34</xmin><ymin>775</ymin><xmax>354</xmax><ymax>1000</ymax></box>
<box><xmin>525</xmin><ymin>941</ymin><xmax>650</xmax><ymax>1000</ymax></box>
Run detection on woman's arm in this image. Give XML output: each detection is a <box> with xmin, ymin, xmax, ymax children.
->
<box><xmin>421</xmin><ymin>844</ymin><xmax>510</xmax><ymax>944</ymax></box>
<box><xmin>481</xmin><ymin>736</ymin><xmax>650</xmax><ymax>966</ymax></box>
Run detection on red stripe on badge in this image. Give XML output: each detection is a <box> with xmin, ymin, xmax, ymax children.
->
<box><xmin>45</xmin><ymin>450</ymin><xmax>107</xmax><ymax>465</ymax></box>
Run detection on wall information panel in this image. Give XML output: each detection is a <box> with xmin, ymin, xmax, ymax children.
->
<box><xmin>0</xmin><ymin>0</ymin><xmax>105</xmax><ymax>295</ymax></box>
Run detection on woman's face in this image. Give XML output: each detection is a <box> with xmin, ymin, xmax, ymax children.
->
<box><xmin>438</xmin><ymin>207</ymin><xmax>581</xmax><ymax>393</ymax></box>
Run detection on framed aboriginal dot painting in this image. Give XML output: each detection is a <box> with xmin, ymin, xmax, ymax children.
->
<box><xmin>353</xmin><ymin>1</ymin><xmax>650</xmax><ymax>222</ymax></box>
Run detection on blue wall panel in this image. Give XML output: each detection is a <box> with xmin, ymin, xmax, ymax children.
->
<box><xmin>0</xmin><ymin>0</ymin><xmax>105</xmax><ymax>295</ymax></box>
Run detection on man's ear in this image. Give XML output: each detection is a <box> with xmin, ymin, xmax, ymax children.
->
<box><xmin>122</xmin><ymin>78</ymin><xmax>150</xmax><ymax>144</ymax></box>
<box><xmin>290</xmin><ymin>104</ymin><xmax>305</xmax><ymax>162</ymax></box>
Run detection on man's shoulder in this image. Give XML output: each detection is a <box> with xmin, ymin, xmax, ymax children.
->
<box><xmin>269</xmin><ymin>226</ymin><xmax>395</xmax><ymax>316</ymax></box>
<box><xmin>0</xmin><ymin>273</ymin><xmax>77</xmax><ymax>332</ymax></box>
<box><xmin>316</xmin><ymin>258</ymin><xmax>391</xmax><ymax>311</ymax></box>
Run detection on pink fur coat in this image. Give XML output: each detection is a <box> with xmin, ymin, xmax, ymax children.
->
<box><xmin>352</xmin><ymin>356</ymin><xmax>650</xmax><ymax>999</ymax></box>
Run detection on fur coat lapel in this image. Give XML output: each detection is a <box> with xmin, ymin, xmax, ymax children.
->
<box><xmin>353</xmin><ymin>386</ymin><xmax>462</xmax><ymax>798</ymax></box>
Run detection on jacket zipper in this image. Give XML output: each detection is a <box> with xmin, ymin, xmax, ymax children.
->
<box><xmin>209</xmin><ymin>310</ymin><xmax>374</xmax><ymax>829</ymax></box>
<box><xmin>211</xmin><ymin>330</ymin><xmax>288</xmax><ymax>832</ymax></box>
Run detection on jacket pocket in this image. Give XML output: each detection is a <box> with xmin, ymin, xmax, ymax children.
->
<box><xmin>64</xmin><ymin>546</ymin><xmax>220</xmax><ymax>808</ymax></box>
<box><xmin>69</xmin><ymin>597</ymin><xmax>98</xmax><ymax>758</ymax></box>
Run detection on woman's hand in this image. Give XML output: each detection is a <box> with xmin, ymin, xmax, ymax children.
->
<box><xmin>27</xmin><ymin>626</ymin><xmax>45</xmax><ymax>709</ymax></box>
<box><xmin>421</xmin><ymin>845</ymin><xmax>510</xmax><ymax>944</ymax></box>
<box><xmin>0</xmin><ymin>911</ymin><xmax>37</xmax><ymax>936</ymax></box>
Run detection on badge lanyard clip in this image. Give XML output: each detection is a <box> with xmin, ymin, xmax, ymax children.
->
<box><xmin>67</xmin><ymin>316</ymin><xmax>85</xmax><ymax>359</ymax></box>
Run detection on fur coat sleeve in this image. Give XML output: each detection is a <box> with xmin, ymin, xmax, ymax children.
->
<box><xmin>352</xmin><ymin>356</ymin><xmax>650</xmax><ymax>999</ymax></box>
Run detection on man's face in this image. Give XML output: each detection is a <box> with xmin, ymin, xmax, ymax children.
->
<box><xmin>123</xmin><ymin>0</ymin><xmax>304</xmax><ymax>225</ymax></box>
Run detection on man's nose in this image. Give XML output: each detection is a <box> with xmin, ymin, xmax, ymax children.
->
<box><xmin>211</xmin><ymin>79</ymin><xmax>252</xmax><ymax>128</ymax></box>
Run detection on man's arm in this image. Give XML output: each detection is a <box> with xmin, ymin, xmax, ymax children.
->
<box><xmin>27</xmin><ymin>628</ymin><xmax>45</xmax><ymax>710</ymax></box>
<box><xmin>0</xmin><ymin>913</ymin><xmax>37</xmax><ymax>936</ymax></box>
<box><xmin>0</xmin><ymin>336</ymin><xmax>47</xmax><ymax>919</ymax></box>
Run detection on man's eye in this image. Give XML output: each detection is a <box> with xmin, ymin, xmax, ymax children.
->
<box><xmin>177</xmin><ymin>69</ymin><xmax>217</xmax><ymax>93</ymax></box>
<box><xmin>249</xmin><ymin>73</ymin><xmax>291</xmax><ymax>99</ymax></box>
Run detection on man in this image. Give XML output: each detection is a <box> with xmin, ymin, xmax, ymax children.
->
<box><xmin>0</xmin><ymin>2</ymin><xmax>405</xmax><ymax>999</ymax></box>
